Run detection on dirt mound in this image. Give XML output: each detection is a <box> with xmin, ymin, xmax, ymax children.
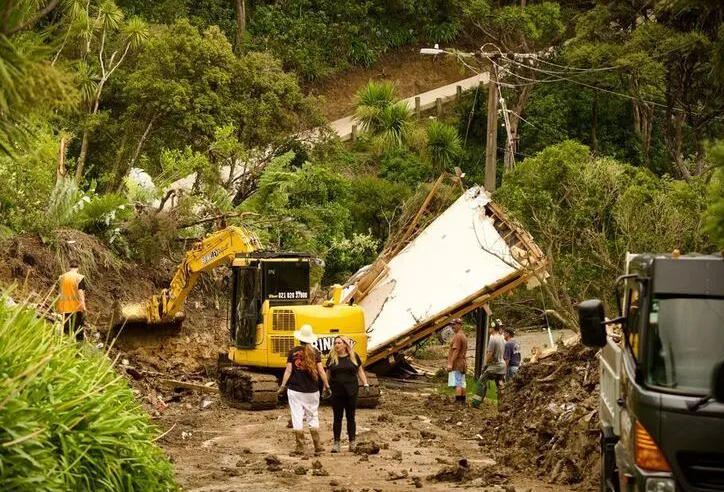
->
<box><xmin>306</xmin><ymin>44</ymin><xmax>467</xmax><ymax>121</ymax></box>
<box><xmin>480</xmin><ymin>343</ymin><xmax>600</xmax><ymax>489</ymax></box>
<box><xmin>0</xmin><ymin>231</ymin><xmax>229</xmax><ymax>378</ymax></box>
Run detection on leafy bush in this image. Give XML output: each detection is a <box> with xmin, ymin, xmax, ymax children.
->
<box><xmin>125</xmin><ymin>211</ymin><xmax>179</xmax><ymax>263</ymax></box>
<box><xmin>323</xmin><ymin>233</ymin><xmax>379</xmax><ymax>284</ymax></box>
<box><xmin>0</xmin><ymin>126</ymin><xmax>59</xmax><ymax>233</ymax></box>
<box><xmin>495</xmin><ymin>141</ymin><xmax>711</xmax><ymax>322</ymax></box>
<box><xmin>0</xmin><ymin>298</ymin><xmax>177</xmax><ymax>491</ymax></box>
<box><xmin>380</xmin><ymin>149</ymin><xmax>434</xmax><ymax>185</ymax></box>
<box><xmin>704</xmin><ymin>141</ymin><xmax>724</xmax><ymax>248</ymax></box>
<box><xmin>348</xmin><ymin>176</ymin><xmax>412</xmax><ymax>241</ymax></box>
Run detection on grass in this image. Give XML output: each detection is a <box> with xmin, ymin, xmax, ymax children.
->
<box><xmin>0</xmin><ymin>293</ymin><xmax>178</xmax><ymax>491</ymax></box>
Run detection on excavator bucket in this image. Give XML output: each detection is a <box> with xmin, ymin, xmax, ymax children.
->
<box><xmin>113</xmin><ymin>301</ymin><xmax>150</xmax><ymax>325</ymax></box>
<box><xmin>110</xmin><ymin>300</ymin><xmax>184</xmax><ymax>333</ymax></box>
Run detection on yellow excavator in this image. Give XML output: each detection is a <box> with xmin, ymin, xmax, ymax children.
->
<box><xmin>113</xmin><ymin>226</ymin><xmax>379</xmax><ymax>409</ymax></box>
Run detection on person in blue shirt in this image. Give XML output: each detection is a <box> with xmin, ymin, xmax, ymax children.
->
<box><xmin>503</xmin><ymin>327</ymin><xmax>522</xmax><ymax>381</ymax></box>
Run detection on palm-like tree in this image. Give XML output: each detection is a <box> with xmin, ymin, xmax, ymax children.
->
<box><xmin>354</xmin><ymin>80</ymin><xmax>412</xmax><ymax>152</ymax></box>
<box><xmin>0</xmin><ymin>2</ymin><xmax>76</xmax><ymax>155</ymax></box>
<box><xmin>373</xmin><ymin>102</ymin><xmax>413</xmax><ymax>152</ymax></box>
<box><xmin>424</xmin><ymin>120</ymin><xmax>462</xmax><ymax>172</ymax></box>
<box><xmin>354</xmin><ymin>80</ymin><xmax>396</xmax><ymax>133</ymax></box>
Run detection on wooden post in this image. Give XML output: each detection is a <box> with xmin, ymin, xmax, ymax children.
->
<box><xmin>474</xmin><ymin>307</ymin><xmax>489</xmax><ymax>380</ymax></box>
<box><xmin>456</xmin><ymin>85</ymin><xmax>462</xmax><ymax>100</ymax></box>
<box><xmin>351</xmin><ymin>124</ymin><xmax>358</xmax><ymax>143</ymax></box>
<box><xmin>415</xmin><ymin>96</ymin><xmax>421</xmax><ymax>116</ymax></box>
<box><xmin>484</xmin><ymin>65</ymin><xmax>499</xmax><ymax>192</ymax></box>
<box><xmin>436</xmin><ymin>97</ymin><xmax>443</xmax><ymax>116</ymax></box>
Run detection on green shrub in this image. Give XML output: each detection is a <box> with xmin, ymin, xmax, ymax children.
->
<box><xmin>495</xmin><ymin>141</ymin><xmax>711</xmax><ymax>319</ymax></box>
<box><xmin>323</xmin><ymin>233</ymin><xmax>379</xmax><ymax>284</ymax></box>
<box><xmin>380</xmin><ymin>149</ymin><xmax>434</xmax><ymax>185</ymax></box>
<box><xmin>0</xmin><ymin>297</ymin><xmax>178</xmax><ymax>491</ymax></box>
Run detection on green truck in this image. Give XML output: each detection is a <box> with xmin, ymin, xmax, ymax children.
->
<box><xmin>578</xmin><ymin>252</ymin><xmax>724</xmax><ymax>492</ymax></box>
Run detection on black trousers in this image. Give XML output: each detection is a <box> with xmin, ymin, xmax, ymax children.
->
<box><xmin>330</xmin><ymin>382</ymin><xmax>358</xmax><ymax>441</ymax></box>
<box><xmin>62</xmin><ymin>312</ymin><xmax>85</xmax><ymax>342</ymax></box>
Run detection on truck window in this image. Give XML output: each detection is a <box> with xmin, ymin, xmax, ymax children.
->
<box><xmin>626</xmin><ymin>285</ymin><xmax>641</xmax><ymax>360</ymax></box>
<box><xmin>647</xmin><ymin>297</ymin><xmax>724</xmax><ymax>395</ymax></box>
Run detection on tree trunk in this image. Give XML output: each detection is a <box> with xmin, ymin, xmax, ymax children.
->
<box><xmin>234</xmin><ymin>0</ymin><xmax>246</xmax><ymax>53</ymax></box>
<box><xmin>591</xmin><ymin>92</ymin><xmax>599</xmax><ymax>154</ymax></box>
<box><xmin>694</xmin><ymin>134</ymin><xmax>706</xmax><ymax>177</ymax></box>
<box><xmin>632</xmin><ymin>99</ymin><xmax>653</xmax><ymax>168</ymax></box>
<box><xmin>667</xmin><ymin>111</ymin><xmax>691</xmax><ymax>181</ymax></box>
<box><xmin>484</xmin><ymin>66</ymin><xmax>499</xmax><ymax>192</ymax></box>
<box><xmin>56</xmin><ymin>135</ymin><xmax>67</xmax><ymax>184</ymax></box>
<box><xmin>75</xmin><ymin>128</ymin><xmax>90</xmax><ymax>182</ymax></box>
<box><xmin>128</xmin><ymin>115</ymin><xmax>157</xmax><ymax>170</ymax></box>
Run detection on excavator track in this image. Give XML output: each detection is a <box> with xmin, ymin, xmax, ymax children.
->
<box><xmin>218</xmin><ymin>366</ymin><xmax>279</xmax><ymax>410</ymax></box>
<box><xmin>357</xmin><ymin>372</ymin><xmax>381</xmax><ymax>408</ymax></box>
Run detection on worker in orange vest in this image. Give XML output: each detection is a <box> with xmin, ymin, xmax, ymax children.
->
<box><xmin>56</xmin><ymin>259</ymin><xmax>87</xmax><ymax>342</ymax></box>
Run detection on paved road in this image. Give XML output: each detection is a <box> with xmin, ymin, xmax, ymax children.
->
<box><xmin>332</xmin><ymin>72</ymin><xmax>490</xmax><ymax>141</ymax></box>
<box><xmin>146</xmin><ymin>72</ymin><xmax>490</xmax><ymax>209</ymax></box>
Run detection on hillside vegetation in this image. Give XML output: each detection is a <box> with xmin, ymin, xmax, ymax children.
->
<box><xmin>1</xmin><ymin>0</ymin><xmax>723</xmax><ymax>339</ymax></box>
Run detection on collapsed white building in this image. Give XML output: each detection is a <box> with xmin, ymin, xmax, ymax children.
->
<box><xmin>343</xmin><ymin>185</ymin><xmax>547</xmax><ymax>368</ymax></box>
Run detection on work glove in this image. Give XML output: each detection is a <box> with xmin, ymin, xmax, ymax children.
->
<box><xmin>277</xmin><ymin>384</ymin><xmax>287</xmax><ymax>396</ymax></box>
<box><xmin>363</xmin><ymin>384</ymin><xmax>370</xmax><ymax>396</ymax></box>
<box><xmin>322</xmin><ymin>387</ymin><xmax>332</xmax><ymax>399</ymax></box>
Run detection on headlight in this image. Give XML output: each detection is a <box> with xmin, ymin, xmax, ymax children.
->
<box><xmin>645</xmin><ymin>478</ymin><xmax>675</xmax><ymax>492</ymax></box>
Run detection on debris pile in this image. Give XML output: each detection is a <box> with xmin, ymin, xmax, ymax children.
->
<box><xmin>481</xmin><ymin>342</ymin><xmax>600</xmax><ymax>488</ymax></box>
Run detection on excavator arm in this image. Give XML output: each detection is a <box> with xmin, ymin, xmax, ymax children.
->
<box><xmin>114</xmin><ymin>226</ymin><xmax>262</xmax><ymax>326</ymax></box>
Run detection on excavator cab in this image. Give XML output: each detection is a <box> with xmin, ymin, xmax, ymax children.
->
<box><xmin>229</xmin><ymin>253</ymin><xmax>312</xmax><ymax>348</ymax></box>
<box><xmin>219</xmin><ymin>252</ymin><xmax>380</xmax><ymax>410</ymax></box>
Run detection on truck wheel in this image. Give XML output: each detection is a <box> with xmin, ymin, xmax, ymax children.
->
<box><xmin>600</xmin><ymin>428</ymin><xmax>620</xmax><ymax>492</ymax></box>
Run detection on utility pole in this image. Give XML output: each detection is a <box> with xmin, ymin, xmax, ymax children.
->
<box><xmin>484</xmin><ymin>63</ymin><xmax>499</xmax><ymax>192</ymax></box>
<box><xmin>419</xmin><ymin>47</ymin><xmax>538</xmax><ymax>191</ymax></box>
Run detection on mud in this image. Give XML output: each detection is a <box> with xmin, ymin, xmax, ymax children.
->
<box><xmin>0</xmin><ymin>232</ymin><xmax>230</xmax><ymax>379</ymax></box>
<box><xmin>0</xmin><ymin>232</ymin><xmax>596</xmax><ymax>491</ymax></box>
<box><xmin>154</xmin><ymin>383</ymin><xmax>583</xmax><ymax>492</ymax></box>
<box><xmin>479</xmin><ymin>343</ymin><xmax>601</xmax><ymax>489</ymax></box>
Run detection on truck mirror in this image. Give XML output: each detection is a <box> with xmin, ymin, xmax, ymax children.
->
<box><xmin>712</xmin><ymin>360</ymin><xmax>724</xmax><ymax>403</ymax></box>
<box><xmin>578</xmin><ymin>299</ymin><xmax>607</xmax><ymax>348</ymax></box>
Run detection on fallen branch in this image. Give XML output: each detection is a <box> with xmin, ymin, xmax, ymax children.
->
<box><xmin>178</xmin><ymin>212</ymin><xmax>260</xmax><ymax>229</ymax></box>
<box><xmin>158</xmin><ymin>379</ymin><xmax>219</xmax><ymax>394</ymax></box>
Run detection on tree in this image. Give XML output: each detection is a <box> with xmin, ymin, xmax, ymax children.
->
<box><xmin>495</xmin><ymin>141</ymin><xmax>710</xmax><ymax>326</ymax></box>
<box><xmin>459</xmin><ymin>1</ymin><xmax>566</xmax><ymax>170</ymax></box>
<box><xmin>105</xmin><ymin>20</ymin><xmax>318</xmax><ymax>193</ymax></box>
<box><xmin>0</xmin><ymin>1</ymin><xmax>76</xmax><ymax>155</ymax></box>
<box><xmin>65</xmin><ymin>1</ymin><xmax>149</xmax><ymax>182</ymax></box>
<box><xmin>424</xmin><ymin>120</ymin><xmax>462</xmax><ymax>172</ymax></box>
<box><xmin>564</xmin><ymin>1</ymin><xmax>724</xmax><ymax>180</ymax></box>
<box><xmin>354</xmin><ymin>80</ymin><xmax>413</xmax><ymax>153</ymax></box>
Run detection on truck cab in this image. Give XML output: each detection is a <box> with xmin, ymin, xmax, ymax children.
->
<box><xmin>578</xmin><ymin>253</ymin><xmax>724</xmax><ymax>492</ymax></box>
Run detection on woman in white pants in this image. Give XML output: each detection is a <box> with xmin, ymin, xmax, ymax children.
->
<box><xmin>278</xmin><ymin>324</ymin><xmax>331</xmax><ymax>455</ymax></box>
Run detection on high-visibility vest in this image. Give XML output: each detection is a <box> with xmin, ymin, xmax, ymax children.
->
<box><xmin>56</xmin><ymin>271</ymin><xmax>85</xmax><ymax>314</ymax></box>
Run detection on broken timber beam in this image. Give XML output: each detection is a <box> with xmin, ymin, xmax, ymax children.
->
<box><xmin>159</xmin><ymin>379</ymin><xmax>219</xmax><ymax>394</ymax></box>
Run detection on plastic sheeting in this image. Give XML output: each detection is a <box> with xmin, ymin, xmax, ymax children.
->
<box><xmin>349</xmin><ymin>187</ymin><xmax>521</xmax><ymax>353</ymax></box>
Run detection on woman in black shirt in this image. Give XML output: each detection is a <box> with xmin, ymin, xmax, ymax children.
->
<box><xmin>325</xmin><ymin>336</ymin><xmax>369</xmax><ymax>453</ymax></box>
<box><xmin>279</xmin><ymin>325</ymin><xmax>331</xmax><ymax>455</ymax></box>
